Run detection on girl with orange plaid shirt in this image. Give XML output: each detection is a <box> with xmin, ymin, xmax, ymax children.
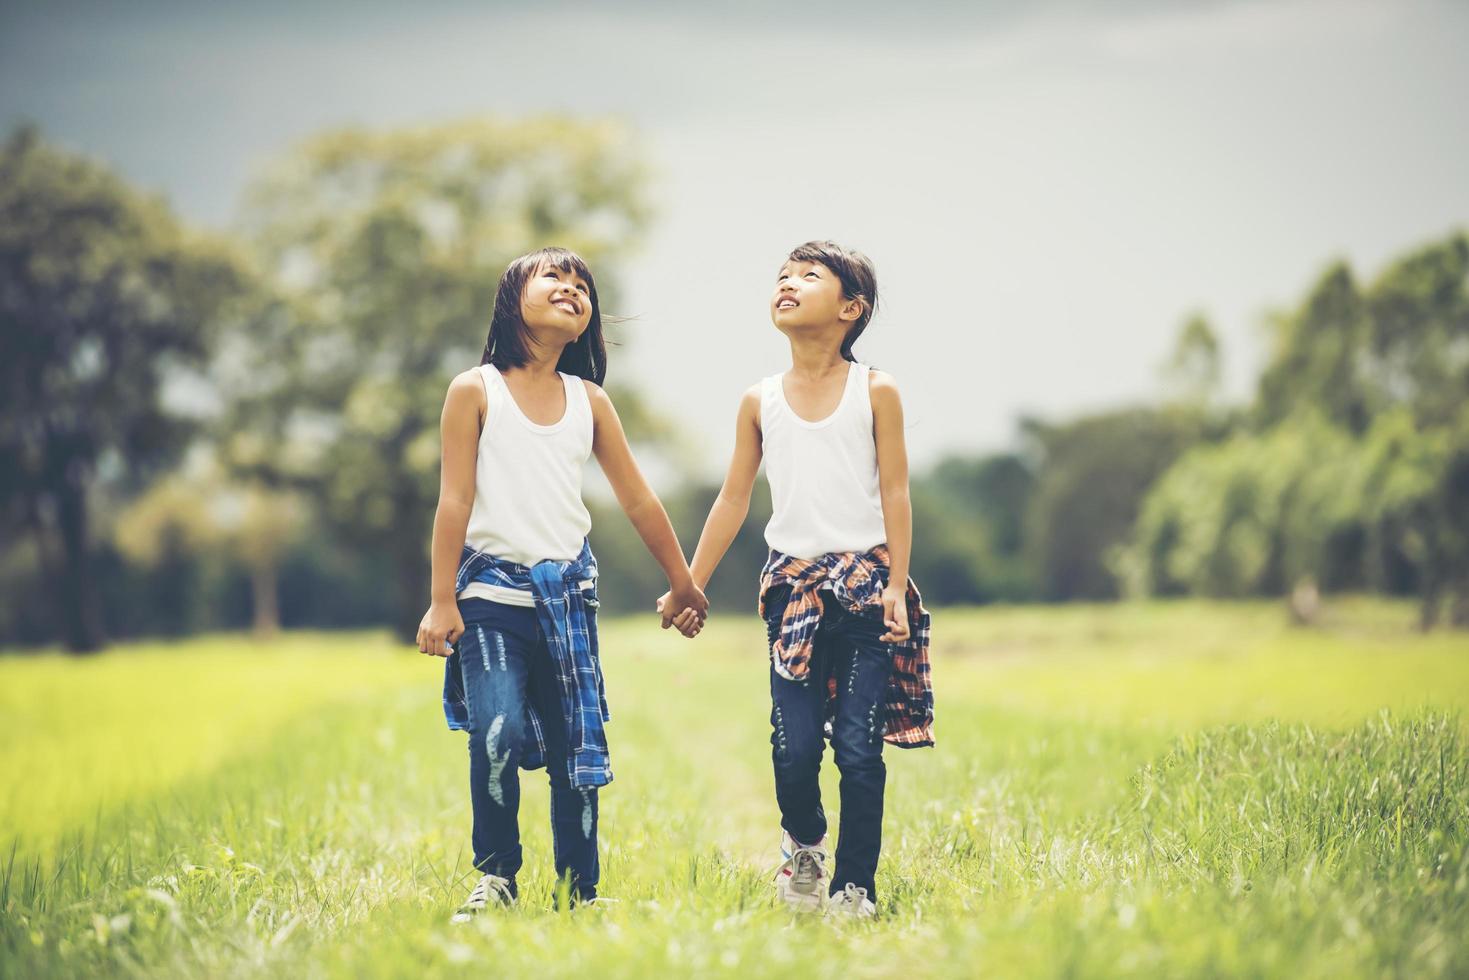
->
<box><xmin>661</xmin><ymin>241</ymin><xmax>933</xmax><ymax>918</ymax></box>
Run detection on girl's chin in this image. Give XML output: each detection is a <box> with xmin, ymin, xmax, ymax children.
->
<box><xmin>770</xmin><ymin>317</ymin><xmax>827</xmax><ymax>334</ymax></box>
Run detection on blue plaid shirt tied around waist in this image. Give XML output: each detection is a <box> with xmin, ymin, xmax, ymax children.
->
<box><xmin>442</xmin><ymin>539</ymin><xmax>613</xmax><ymax>788</ymax></box>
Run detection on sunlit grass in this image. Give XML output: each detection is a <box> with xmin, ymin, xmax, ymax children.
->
<box><xmin>0</xmin><ymin>632</ymin><xmax>418</xmax><ymax>844</ymax></box>
<box><xmin>2</xmin><ymin>598</ymin><xmax>1467</xmax><ymax>977</ymax></box>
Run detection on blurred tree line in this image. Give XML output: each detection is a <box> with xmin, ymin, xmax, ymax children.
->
<box><xmin>1121</xmin><ymin>240</ymin><xmax>1469</xmax><ymax>628</ymax></box>
<box><xmin>2</xmin><ymin>120</ymin><xmax>1466</xmax><ymax>652</ymax></box>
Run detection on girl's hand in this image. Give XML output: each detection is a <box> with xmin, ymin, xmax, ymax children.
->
<box><xmin>656</xmin><ymin>592</ymin><xmax>695</xmax><ymax>637</ymax></box>
<box><xmin>659</xmin><ymin>586</ymin><xmax>708</xmax><ymax>639</ymax></box>
<box><xmin>879</xmin><ymin>584</ymin><xmax>910</xmax><ymax>644</ymax></box>
<box><xmin>671</xmin><ymin>605</ymin><xmax>704</xmax><ymax>638</ymax></box>
<box><xmin>417</xmin><ymin>602</ymin><xmax>465</xmax><ymax>657</ymax></box>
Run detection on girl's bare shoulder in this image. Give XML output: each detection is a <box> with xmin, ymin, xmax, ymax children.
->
<box><xmin>445</xmin><ymin>367</ymin><xmax>488</xmax><ymax>416</ymax></box>
<box><xmin>867</xmin><ymin>369</ymin><xmax>904</xmax><ymax>413</ymax></box>
<box><xmin>579</xmin><ymin>377</ymin><xmax>612</xmax><ymax>414</ymax></box>
<box><xmin>449</xmin><ymin>366</ymin><xmax>485</xmax><ymax>390</ymax></box>
<box><xmin>867</xmin><ymin>368</ymin><xmax>900</xmax><ymax>392</ymax></box>
<box><xmin>739</xmin><ymin>382</ymin><xmax>762</xmax><ymax>426</ymax></box>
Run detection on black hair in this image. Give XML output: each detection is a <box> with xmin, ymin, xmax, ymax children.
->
<box><xmin>481</xmin><ymin>246</ymin><xmax>606</xmax><ymax>384</ymax></box>
<box><xmin>785</xmin><ymin>240</ymin><xmax>879</xmax><ymax>361</ymax></box>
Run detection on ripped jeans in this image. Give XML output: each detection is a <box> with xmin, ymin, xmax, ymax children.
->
<box><xmin>457</xmin><ymin>598</ymin><xmax>598</xmax><ymax>899</ymax></box>
<box><xmin>765</xmin><ymin>587</ymin><xmax>891</xmax><ymax>901</ymax></box>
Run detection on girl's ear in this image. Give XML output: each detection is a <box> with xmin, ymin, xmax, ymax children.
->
<box><xmin>839</xmin><ymin>296</ymin><xmax>866</xmax><ymax>323</ymax></box>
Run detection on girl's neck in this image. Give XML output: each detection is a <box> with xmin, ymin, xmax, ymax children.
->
<box><xmin>503</xmin><ymin>340</ymin><xmax>566</xmax><ymax>381</ymax></box>
<box><xmin>786</xmin><ymin>333</ymin><xmax>848</xmax><ymax>379</ymax></box>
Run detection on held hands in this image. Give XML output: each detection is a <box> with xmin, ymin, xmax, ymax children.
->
<box><xmin>417</xmin><ymin>601</ymin><xmax>464</xmax><ymax>657</ymax></box>
<box><xmin>657</xmin><ymin>582</ymin><xmax>709</xmax><ymax>639</ymax></box>
<box><xmin>879</xmin><ymin>583</ymin><xmax>911</xmax><ymax>644</ymax></box>
<box><xmin>654</xmin><ymin>582</ymin><xmax>904</xmax><ymax>641</ymax></box>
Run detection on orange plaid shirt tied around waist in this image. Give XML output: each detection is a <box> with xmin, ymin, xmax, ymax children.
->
<box><xmin>758</xmin><ymin>544</ymin><xmax>934</xmax><ymax>748</ymax></box>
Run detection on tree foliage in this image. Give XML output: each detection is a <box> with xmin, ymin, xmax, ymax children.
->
<box><xmin>1022</xmin><ymin>408</ymin><xmax>1210</xmax><ymax>600</ymax></box>
<box><xmin>228</xmin><ymin>116</ymin><xmax>651</xmax><ymax>638</ymax></box>
<box><xmin>1132</xmin><ymin>233</ymin><xmax>1469</xmax><ymax>625</ymax></box>
<box><xmin>0</xmin><ymin>126</ymin><xmax>255</xmax><ymax>651</ymax></box>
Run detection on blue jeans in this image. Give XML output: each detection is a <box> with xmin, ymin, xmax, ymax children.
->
<box><xmin>765</xmin><ymin>586</ymin><xmax>891</xmax><ymax>901</ymax></box>
<box><xmin>457</xmin><ymin>598</ymin><xmax>598</xmax><ymax>900</ymax></box>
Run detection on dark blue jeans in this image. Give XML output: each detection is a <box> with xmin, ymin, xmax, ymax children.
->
<box><xmin>765</xmin><ymin>587</ymin><xmax>891</xmax><ymax>901</ymax></box>
<box><xmin>457</xmin><ymin>598</ymin><xmax>598</xmax><ymax>900</ymax></box>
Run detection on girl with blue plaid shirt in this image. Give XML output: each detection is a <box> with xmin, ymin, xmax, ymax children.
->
<box><xmin>663</xmin><ymin>241</ymin><xmax>934</xmax><ymax>919</ymax></box>
<box><xmin>419</xmin><ymin>247</ymin><xmax>707</xmax><ymax>919</ymax></box>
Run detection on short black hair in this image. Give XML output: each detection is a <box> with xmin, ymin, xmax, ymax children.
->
<box><xmin>785</xmin><ymin>240</ymin><xmax>879</xmax><ymax>361</ymax></box>
<box><xmin>481</xmin><ymin>246</ymin><xmax>606</xmax><ymax>383</ymax></box>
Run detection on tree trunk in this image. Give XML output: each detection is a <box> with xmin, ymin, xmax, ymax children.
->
<box><xmin>250</xmin><ymin>559</ymin><xmax>280</xmax><ymax>639</ymax></box>
<box><xmin>1419</xmin><ymin>566</ymin><xmax>1442</xmax><ymax>632</ymax></box>
<box><xmin>1287</xmin><ymin>576</ymin><xmax>1321</xmax><ymax>627</ymax></box>
<box><xmin>28</xmin><ymin>493</ymin><xmax>60</xmax><ymax>596</ymax></box>
<box><xmin>1450</xmin><ymin>573</ymin><xmax>1469</xmax><ymax>630</ymax></box>
<box><xmin>54</xmin><ymin>466</ymin><xmax>106</xmax><ymax>653</ymax></box>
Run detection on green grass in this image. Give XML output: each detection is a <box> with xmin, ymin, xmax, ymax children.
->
<box><xmin>2</xmin><ymin>598</ymin><xmax>1467</xmax><ymax>977</ymax></box>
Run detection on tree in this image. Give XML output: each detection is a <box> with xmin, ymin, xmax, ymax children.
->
<box><xmin>1022</xmin><ymin>408</ymin><xmax>1209</xmax><ymax>601</ymax></box>
<box><xmin>1121</xmin><ymin>231</ymin><xmax>1465</xmax><ymax>626</ymax></box>
<box><xmin>113</xmin><ymin>460</ymin><xmax>303</xmax><ymax>638</ymax></box>
<box><xmin>0</xmin><ymin>126</ymin><xmax>253</xmax><ymax>651</ymax></box>
<box><xmin>1257</xmin><ymin>262</ymin><xmax>1376</xmax><ymax>434</ymax></box>
<box><xmin>231</xmin><ymin>117</ymin><xmax>651</xmax><ymax>639</ymax></box>
<box><xmin>1257</xmin><ymin>236</ymin><xmax>1469</xmax><ymax>436</ymax></box>
<box><xmin>1122</xmin><ymin>413</ymin><xmax>1359</xmax><ymax>602</ymax></box>
<box><xmin>1365</xmin><ymin>233</ymin><xmax>1469</xmax><ymax>428</ymax></box>
<box><xmin>1350</xmin><ymin>408</ymin><xmax>1469</xmax><ymax>629</ymax></box>
<box><xmin>910</xmin><ymin>453</ymin><xmax>1036</xmax><ymax>603</ymax></box>
<box><xmin>1161</xmin><ymin>312</ymin><xmax>1222</xmax><ymax>407</ymax></box>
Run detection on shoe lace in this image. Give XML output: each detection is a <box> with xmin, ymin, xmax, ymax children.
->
<box><xmin>465</xmin><ymin>873</ymin><xmax>514</xmax><ymax>908</ymax></box>
<box><xmin>786</xmin><ymin>843</ymin><xmax>827</xmax><ymax>889</ymax></box>
<box><xmin>836</xmin><ymin>882</ymin><xmax>869</xmax><ymax>909</ymax></box>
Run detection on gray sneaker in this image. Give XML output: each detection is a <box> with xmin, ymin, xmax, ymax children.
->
<box><xmin>774</xmin><ymin>831</ymin><xmax>828</xmax><ymax>912</ymax></box>
<box><xmin>826</xmin><ymin>882</ymin><xmax>876</xmax><ymax>919</ymax></box>
<box><xmin>451</xmin><ymin>873</ymin><xmax>516</xmax><ymax>923</ymax></box>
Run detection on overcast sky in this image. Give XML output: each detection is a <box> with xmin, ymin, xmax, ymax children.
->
<box><xmin>3</xmin><ymin>0</ymin><xmax>1467</xmax><ymax>476</ymax></box>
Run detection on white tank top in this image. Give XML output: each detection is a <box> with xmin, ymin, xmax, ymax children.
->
<box><xmin>459</xmin><ymin>364</ymin><xmax>594</xmax><ymax>606</ymax></box>
<box><xmin>761</xmin><ymin>361</ymin><xmax>887</xmax><ymax>559</ymax></box>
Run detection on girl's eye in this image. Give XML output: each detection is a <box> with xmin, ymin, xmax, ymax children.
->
<box><xmin>804</xmin><ymin>272</ymin><xmax>819</xmax><ymax>279</ymax></box>
<box><xmin>576</xmin><ymin>283</ymin><xmax>589</xmax><ymax>294</ymax></box>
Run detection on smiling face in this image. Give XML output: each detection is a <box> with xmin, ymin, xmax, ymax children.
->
<box><xmin>482</xmin><ymin>247</ymin><xmax>607</xmax><ymax>383</ymax></box>
<box><xmin>771</xmin><ymin>259</ymin><xmax>862</xmax><ymax>337</ymax></box>
<box><xmin>521</xmin><ymin>259</ymin><xmax>593</xmax><ymax>342</ymax></box>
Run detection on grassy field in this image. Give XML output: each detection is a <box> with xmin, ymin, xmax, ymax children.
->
<box><xmin>2</xmin><ymin>598</ymin><xmax>1467</xmax><ymax>977</ymax></box>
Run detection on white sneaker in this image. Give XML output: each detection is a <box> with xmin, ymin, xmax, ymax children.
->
<box><xmin>451</xmin><ymin>873</ymin><xmax>516</xmax><ymax>923</ymax></box>
<box><xmin>827</xmin><ymin>882</ymin><xmax>876</xmax><ymax>919</ymax></box>
<box><xmin>774</xmin><ymin>831</ymin><xmax>828</xmax><ymax>912</ymax></box>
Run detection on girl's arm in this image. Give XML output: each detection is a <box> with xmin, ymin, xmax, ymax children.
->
<box><xmin>662</xmin><ymin>385</ymin><xmax>763</xmax><ymax>633</ymax></box>
<box><xmin>418</xmin><ymin>370</ymin><xmax>485</xmax><ymax>657</ymax></box>
<box><xmin>586</xmin><ymin>381</ymin><xmax>709</xmax><ymax>625</ymax></box>
<box><xmin>871</xmin><ymin>370</ymin><xmax>912</xmax><ymax>643</ymax></box>
<box><xmin>687</xmin><ymin>385</ymin><xmax>764</xmax><ymax>590</ymax></box>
